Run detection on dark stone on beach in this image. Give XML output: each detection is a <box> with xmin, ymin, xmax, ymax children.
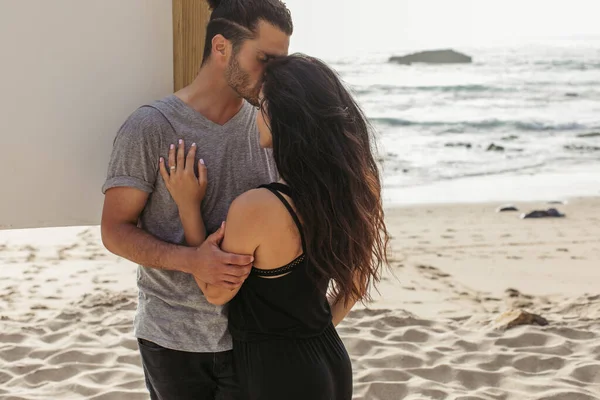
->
<box><xmin>521</xmin><ymin>208</ymin><xmax>565</xmax><ymax>219</ymax></box>
<box><xmin>445</xmin><ymin>142</ymin><xmax>472</xmax><ymax>149</ymax></box>
<box><xmin>494</xmin><ymin>309</ymin><xmax>549</xmax><ymax>330</ymax></box>
<box><xmin>501</xmin><ymin>135</ymin><xmax>519</xmax><ymax>141</ymax></box>
<box><xmin>486</xmin><ymin>143</ymin><xmax>505</xmax><ymax>152</ymax></box>
<box><xmin>389</xmin><ymin>49</ymin><xmax>472</xmax><ymax>65</ymax></box>
<box><xmin>565</xmin><ymin>92</ymin><xmax>579</xmax><ymax>97</ymax></box>
<box><xmin>497</xmin><ymin>205</ymin><xmax>519</xmax><ymax>212</ymax></box>
<box><xmin>577</xmin><ymin>132</ymin><xmax>600</xmax><ymax>138</ymax></box>
<box><xmin>548</xmin><ymin>200</ymin><xmax>566</xmax><ymax>205</ymax></box>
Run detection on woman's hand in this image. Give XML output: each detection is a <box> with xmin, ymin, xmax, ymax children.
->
<box><xmin>159</xmin><ymin>139</ymin><xmax>207</xmax><ymax>212</ymax></box>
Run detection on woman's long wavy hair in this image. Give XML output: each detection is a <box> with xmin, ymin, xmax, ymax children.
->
<box><xmin>261</xmin><ymin>54</ymin><xmax>390</xmax><ymax>305</ymax></box>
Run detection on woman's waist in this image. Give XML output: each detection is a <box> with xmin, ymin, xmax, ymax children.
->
<box><xmin>230</xmin><ymin>320</ymin><xmax>338</xmax><ymax>344</ymax></box>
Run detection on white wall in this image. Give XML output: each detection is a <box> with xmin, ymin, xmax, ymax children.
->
<box><xmin>0</xmin><ymin>1</ymin><xmax>173</xmax><ymax>229</ymax></box>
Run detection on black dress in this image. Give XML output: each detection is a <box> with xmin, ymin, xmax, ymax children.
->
<box><xmin>227</xmin><ymin>183</ymin><xmax>353</xmax><ymax>400</ymax></box>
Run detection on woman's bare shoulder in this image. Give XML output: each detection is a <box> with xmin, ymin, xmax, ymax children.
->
<box><xmin>227</xmin><ymin>188</ymin><xmax>284</xmax><ymax>227</ymax></box>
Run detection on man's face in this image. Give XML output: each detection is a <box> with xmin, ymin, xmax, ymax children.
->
<box><xmin>225</xmin><ymin>20</ymin><xmax>290</xmax><ymax>106</ymax></box>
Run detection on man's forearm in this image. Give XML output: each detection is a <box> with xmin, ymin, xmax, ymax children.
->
<box><xmin>102</xmin><ymin>222</ymin><xmax>195</xmax><ymax>274</ymax></box>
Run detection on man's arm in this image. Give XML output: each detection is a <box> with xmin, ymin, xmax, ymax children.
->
<box><xmin>101</xmin><ymin>187</ymin><xmax>194</xmax><ymax>272</ymax></box>
<box><xmin>101</xmin><ymin>187</ymin><xmax>252</xmax><ymax>288</ymax></box>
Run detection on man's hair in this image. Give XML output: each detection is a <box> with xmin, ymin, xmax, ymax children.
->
<box><xmin>202</xmin><ymin>0</ymin><xmax>293</xmax><ymax>65</ymax></box>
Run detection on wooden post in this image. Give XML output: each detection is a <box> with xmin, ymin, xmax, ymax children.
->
<box><xmin>173</xmin><ymin>0</ymin><xmax>211</xmax><ymax>91</ymax></box>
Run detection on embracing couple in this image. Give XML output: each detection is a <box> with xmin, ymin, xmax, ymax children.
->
<box><xmin>101</xmin><ymin>0</ymin><xmax>389</xmax><ymax>399</ymax></box>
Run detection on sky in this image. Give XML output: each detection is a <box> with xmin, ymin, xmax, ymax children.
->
<box><xmin>283</xmin><ymin>0</ymin><xmax>600</xmax><ymax>57</ymax></box>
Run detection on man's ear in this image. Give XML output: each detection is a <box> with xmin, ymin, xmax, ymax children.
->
<box><xmin>211</xmin><ymin>34</ymin><xmax>228</xmax><ymax>60</ymax></box>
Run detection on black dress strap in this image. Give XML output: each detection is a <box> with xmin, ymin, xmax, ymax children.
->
<box><xmin>251</xmin><ymin>183</ymin><xmax>307</xmax><ymax>278</ymax></box>
<box><xmin>267</xmin><ymin>182</ymin><xmax>293</xmax><ymax>197</ymax></box>
<box><xmin>258</xmin><ymin>183</ymin><xmax>306</xmax><ymax>251</ymax></box>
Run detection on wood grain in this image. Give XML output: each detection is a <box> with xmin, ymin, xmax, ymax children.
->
<box><xmin>173</xmin><ymin>0</ymin><xmax>211</xmax><ymax>91</ymax></box>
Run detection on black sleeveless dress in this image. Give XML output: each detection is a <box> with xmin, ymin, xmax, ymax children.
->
<box><xmin>227</xmin><ymin>183</ymin><xmax>353</xmax><ymax>400</ymax></box>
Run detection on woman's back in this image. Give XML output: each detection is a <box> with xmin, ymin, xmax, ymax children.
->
<box><xmin>228</xmin><ymin>182</ymin><xmax>332</xmax><ymax>341</ymax></box>
<box><xmin>227</xmin><ymin>183</ymin><xmax>352</xmax><ymax>400</ymax></box>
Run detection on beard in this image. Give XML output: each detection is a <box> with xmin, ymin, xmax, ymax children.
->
<box><xmin>225</xmin><ymin>55</ymin><xmax>260</xmax><ymax>106</ymax></box>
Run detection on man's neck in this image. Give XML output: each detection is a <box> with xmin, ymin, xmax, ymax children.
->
<box><xmin>175</xmin><ymin>65</ymin><xmax>244</xmax><ymax>126</ymax></box>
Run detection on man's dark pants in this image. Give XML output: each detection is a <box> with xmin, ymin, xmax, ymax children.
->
<box><xmin>138</xmin><ymin>338</ymin><xmax>240</xmax><ymax>400</ymax></box>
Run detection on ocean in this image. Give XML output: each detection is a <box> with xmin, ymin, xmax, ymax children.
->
<box><xmin>328</xmin><ymin>39</ymin><xmax>600</xmax><ymax>204</ymax></box>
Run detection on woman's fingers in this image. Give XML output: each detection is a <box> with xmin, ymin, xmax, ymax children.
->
<box><xmin>177</xmin><ymin>139</ymin><xmax>185</xmax><ymax>173</ymax></box>
<box><xmin>168</xmin><ymin>143</ymin><xmax>176</xmax><ymax>174</ymax></box>
<box><xmin>198</xmin><ymin>158</ymin><xmax>207</xmax><ymax>187</ymax></box>
<box><xmin>158</xmin><ymin>157</ymin><xmax>169</xmax><ymax>183</ymax></box>
<box><xmin>186</xmin><ymin>143</ymin><xmax>197</xmax><ymax>173</ymax></box>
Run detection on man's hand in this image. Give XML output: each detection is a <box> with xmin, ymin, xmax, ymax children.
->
<box><xmin>188</xmin><ymin>222</ymin><xmax>253</xmax><ymax>289</ymax></box>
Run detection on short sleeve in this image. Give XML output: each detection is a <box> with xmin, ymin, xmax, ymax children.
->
<box><xmin>102</xmin><ymin>107</ymin><xmax>169</xmax><ymax>194</ymax></box>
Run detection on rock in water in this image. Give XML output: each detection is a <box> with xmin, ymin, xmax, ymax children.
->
<box><xmin>389</xmin><ymin>49</ymin><xmax>472</xmax><ymax>65</ymax></box>
<box><xmin>445</xmin><ymin>142</ymin><xmax>472</xmax><ymax>149</ymax></box>
<box><xmin>493</xmin><ymin>309</ymin><xmax>549</xmax><ymax>330</ymax></box>
<box><xmin>486</xmin><ymin>143</ymin><xmax>505</xmax><ymax>152</ymax></box>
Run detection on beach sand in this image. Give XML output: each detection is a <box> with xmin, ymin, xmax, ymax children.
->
<box><xmin>1</xmin><ymin>197</ymin><xmax>599</xmax><ymax>399</ymax></box>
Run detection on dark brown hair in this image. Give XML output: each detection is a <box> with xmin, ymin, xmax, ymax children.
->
<box><xmin>261</xmin><ymin>54</ymin><xmax>390</xmax><ymax>305</ymax></box>
<box><xmin>202</xmin><ymin>0</ymin><xmax>293</xmax><ymax>64</ymax></box>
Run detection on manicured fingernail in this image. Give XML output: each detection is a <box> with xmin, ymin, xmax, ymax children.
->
<box><xmin>179</xmin><ymin>139</ymin><xmax>183</xmax><ymax>145</ymax></box>
<box><xmin>170</xmin><ymin>144</ymin><xmax>174</xmax><ymax>149</ymax></box>
<box><xmin>192</xmin><ymin>143</ymin><xmax>196</xmax><ymax>147</ymax></box>
<box><xmin>160</xmin><ymin>157</ymin><xmax>164</xmax><ymax>162</ymax></box>
<box><xmin>200</xmin><ymin>159</ymin><xmax>205</xmax><ymax>165</ymax></box>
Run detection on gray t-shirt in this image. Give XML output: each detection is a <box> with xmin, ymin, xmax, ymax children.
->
<box><xmin>102</xmin><ymin>95</ymin><xmax>277</xmax><ymax>352</ymax></box>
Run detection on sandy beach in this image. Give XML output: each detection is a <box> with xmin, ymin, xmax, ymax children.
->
<box><xmin>1</xmin><ymin>197</ymin><xmax>599</xmax><ymax>399</ymax></box>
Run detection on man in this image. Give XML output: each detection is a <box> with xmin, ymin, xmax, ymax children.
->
<box><xmin>100</xmin><ymin>1</ymin><xmax>293</xmax><ymax>398</ymax></box>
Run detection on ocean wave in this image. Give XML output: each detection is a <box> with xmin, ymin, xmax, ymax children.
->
<box><xmin>532</xmin><ymin>60</ymin><xmax>600</xmax><ymax>71</ymax></box>
<box><xmin>354</xmin><ymin>84</ymin><xmax>513</xmax><ymax>95</ymax></box>
<box><xmin>370</xmin><ymin>117</ymin><xmax>591</xmax><ymax>132</ymax></box>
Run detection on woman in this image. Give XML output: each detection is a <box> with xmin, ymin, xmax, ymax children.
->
<box><xmin>159</xmin><ymin>54</ymin><xmax>389</xmax><ymax>399</ymax></box>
